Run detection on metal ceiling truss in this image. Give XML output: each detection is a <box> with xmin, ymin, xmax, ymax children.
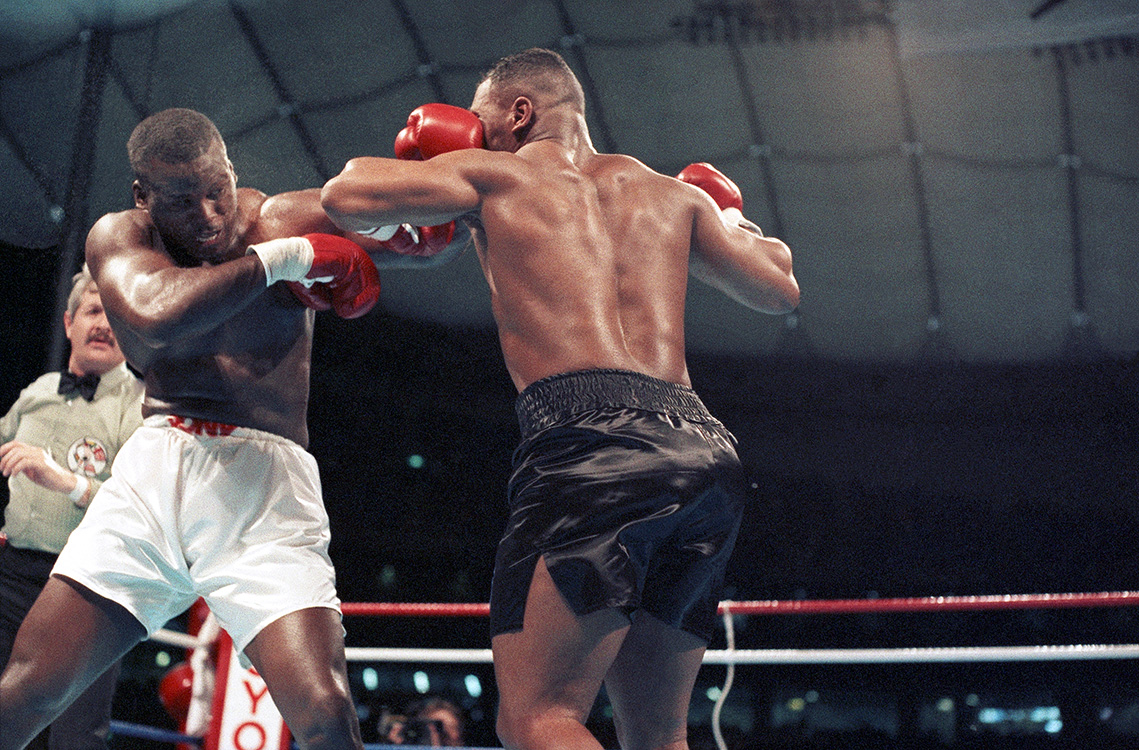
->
<box><xmin>2</xmin><ymin>0</ymin><xmax>1132</xmax><ymax>368</ymax></box>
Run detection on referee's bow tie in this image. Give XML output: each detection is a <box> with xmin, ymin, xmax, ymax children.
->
<box><xmin>58</xmin><ymin>371</ymin><xmax>99</xmax><ymax>401</ymax></box>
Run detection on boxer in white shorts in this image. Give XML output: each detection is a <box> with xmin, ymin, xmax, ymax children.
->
<box><xmin>0</xmin><ymin>109</ymin><xmax>453</xmax><ymax>750</ymax></box>
<box><xmin>54</xmin><ymin>415</ymin><xmax>341</xmax><ymax>666</ymax></box>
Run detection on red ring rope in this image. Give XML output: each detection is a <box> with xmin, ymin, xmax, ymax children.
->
<box><xmin>340</xmin><ymin>590</ymin><xmax>1139</xmax><ymax>618</ymax></box>
<box><xmin>341</xmin><ymin>602</ymin><xmax>490</xmax><ymax>617</ymax></box>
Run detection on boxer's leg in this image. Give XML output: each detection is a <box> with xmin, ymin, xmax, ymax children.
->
<box><xmin>243</xmin><ymin>607</ymin><xmax>362</xmax><ymax>750</ymax></box>
<box><xmin>492</xmin><ymin>556</ymin><xmax>630</xmax><ymax>750</ymax></box>
<box><xmin>47</xmin><ymin>657</ymin><xmax>121</xmax><ymax>750</ymax></box>
<box><xmin>0</xmin><ymin>576</ymin><xmax>144</xmax><ymax>750</ymax></box>
<box><xmin>603</xmin><ymin>613</ymin><xmax>706</xmax><ymax>750</ymax></box>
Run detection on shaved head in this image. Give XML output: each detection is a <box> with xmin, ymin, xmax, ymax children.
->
<box><xmin>478</xmin><ymin>47</ymin><xmax>585</xmax><ymax>113</ymax></box>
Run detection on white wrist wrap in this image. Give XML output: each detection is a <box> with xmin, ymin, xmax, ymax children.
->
<box><xmin>722</xmin><ymin>207</ymin><xmax>763</xmax><ymax>236</ymax></box>
<box><xmin>247</xmin><ymin>236</ymin><xmax>315</xmax><ymax>286</ymax></box>
<box><xmin>357</xmin><ymin>225</ymin><xmax>401</xmax><ymax>241</ymax></box>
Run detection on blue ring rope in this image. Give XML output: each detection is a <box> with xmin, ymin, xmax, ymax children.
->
<box><xmin>108</xmin><ymin>719</ymin><xmax>506</xmax><ymax>749</ymax></box>
<box><xmin>108</xmin><ymin>720</ymin><xmax>203</xmax><ymax>745</ymax></box>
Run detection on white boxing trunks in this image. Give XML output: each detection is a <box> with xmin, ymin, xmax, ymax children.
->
<box><xmin>52</xmin><ymin>415</ymin><xmax>341</xmax><ymax>665</ymax></box>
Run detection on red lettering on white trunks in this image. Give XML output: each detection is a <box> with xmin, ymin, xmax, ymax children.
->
<box><xmin>167</xmin><ymin>415</ymin><xmax>238</xmax><ymax>437</ymax></box>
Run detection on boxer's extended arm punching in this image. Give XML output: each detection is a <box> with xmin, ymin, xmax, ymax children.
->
<box><xmin>322</xmin><ymin>104</ymin><xmax>484</xmax><ymax>246</ymax></box>
<box><xmin>677</xmin><ymin>162</ymin><xmax>799</xmax><ymax>313</ymax></box>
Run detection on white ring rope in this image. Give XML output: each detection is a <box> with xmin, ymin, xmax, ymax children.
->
<box><xmin>153</xmin><ymin>628</ymin><xmax>207</xmax><ymax>650</ymax></box>
<box><xmin>701</xmin><ymin>644</ymin><xmax>1139</xmax><ymax>664</ymax></box>
<box><xmin>336</xmin><ymin>643</ymin><xmax>1139</xmax><ymax>664</ymax></box>
<box><xmin>149</xmin><ymin>629</ymin><xmax>1139</xmax><ymax>665</ymax></box>
<box><xmin>345</xmin><ymin>647</ymin><xmax>494</xmax><ymax>663</ymax></box>
<box><xmin>148</xmin><ymin>621</ymin><xmax>1139</xmax><ymax>750</ymax></box>
<box><xmin>151</xmin><ymin>629</ymin><xmax>1139</xmax><ymax>661</ymax></box>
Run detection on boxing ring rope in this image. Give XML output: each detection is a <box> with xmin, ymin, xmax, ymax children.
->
<box><xmin>340</xmin><ymin>589</ymin><xmax>1139</xmax><ymax>617</ymax></box>
<box><xmin>133</xmin><ymin>590</ymin><xmax>1139</xmax><ymax>749</ymax></box>
<box><xmin>332</xmin><ymin>592</ymin><xmax>1139</xmax><ymax>665</ymax></box>
<box><xmin>108</xmin><ymin>720</ymin><xmax>202</xmax><ymax>745</ymax></box>
<box><xmin>324</xmin><ymin>591</ymin><xmax>1139</xmax><ymax>665</ymax></box>
<box><xmin>150</xmin><ymin>591</ymin><xmax>1139</xmax><ymax>664</ymax></box>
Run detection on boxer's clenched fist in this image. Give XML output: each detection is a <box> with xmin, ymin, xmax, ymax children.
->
<box><xmin>248</xmin><ymin>233</ymin><xmax>381</xmax><ymax>318</ymax></box>
<box><xmin>394</xmin><ymin>103</ymin><xmax>484</xmax><ymax>161</ymax></box>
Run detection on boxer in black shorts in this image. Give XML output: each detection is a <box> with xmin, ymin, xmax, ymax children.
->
<box><xmin>492</xmin><ymin>369</ymin><xmax>745</xmax><ymax>644</ymax></box>
<box><xmin>323</xmin><ymin>48</ymin><xmax>798</xmax><ymax>750</ymax></box>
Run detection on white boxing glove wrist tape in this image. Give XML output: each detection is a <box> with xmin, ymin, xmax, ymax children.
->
<box><xmin>247</xmin><ymin>236</ymin><xmax>315</xmax><ymax>286</ymax></box>
<box><xmin>721</xmin><ymin>207</ymin><xmax>743</xmax><ymax>225</ymax></box>
<box><xmin>722</xmin><ymin>207</ymin><xmax>764</xmax><ymax>237</ymax></box>
<box><xmin>357</xmin><ymin>225</ymin><xmax>401</xmax><ymax>241</ymax></box>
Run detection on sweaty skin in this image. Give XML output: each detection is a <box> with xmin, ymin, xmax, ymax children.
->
<box><xmin>1</xmin><ymin>112</ymin><xmax>410</xmax><ymax>750</ymax></box>
<box><xmin>86</xmin><ymin>140</ymin><xmax>392</xmax><ymax>447</ymax></box>
<box><xmin>322</xmin><ymin>81</ymin><xmax>798</xmax><ymax>393</ymax></box>
<box><xmin>321</xmin><ymin>56</ymin><xmax>798</xmax><ymax>750</ymax></box>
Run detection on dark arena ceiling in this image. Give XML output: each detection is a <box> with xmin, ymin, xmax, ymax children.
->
<box><xmin>1</xmin><ymin>0</ymin><xmax>1137</xmax><ymax>364</ymax></box>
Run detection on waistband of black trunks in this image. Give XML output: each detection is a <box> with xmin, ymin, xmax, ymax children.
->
<box><xmin>515</xmin><ymin>368</ymin><xmax>716</xmax><ymax>439</ymax></box>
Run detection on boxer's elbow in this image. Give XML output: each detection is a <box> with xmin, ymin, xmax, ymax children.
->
<box><xmin>733</xmin><ymin>267</ymin><xmax>799</xmax><ymax>315</ymax></box>
<box><xmin>760</xmin><ymin>241</ymin><xmax>799</xmax><ymax>313</ymax></box>
<box><xmin>319</xmin><ymin>174</ymin><xmax>357</xmax><ymax>227</ymax></box>
<box><xmin>122</xmin><ymin>296</ymin><xmax>193</xmax><ymax>347</ymax></box>
<box><xmin>118</xmin><ymin>308</ymin><xmax>177</xmax><ymax>349</ymax></box>
<box><xmin>767</xmin><ymin>273</ymin><xmax>800</xmax><ymax>314</ymax></box>
<box><xmin>322</xmin><ymin>159</ymin><xmax>392</xmax><ymax>227</ymax></box>
<box><xmin>118</xmin><ymin>280</ymin><xmax>209</xmax><ymax>348</ymax></box>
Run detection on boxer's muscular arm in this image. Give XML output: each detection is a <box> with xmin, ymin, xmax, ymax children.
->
<box><xmin>258</xmin><ymin>188</ymin><xmax>418</xmax><ymax>259</ymax></box>
<box><xmin>323</xmin><ymin>103</ymin><xmax>486</xmax><ymax>237</ymax></box>
<box><xmin>675</xmin><ymin>163</ymin><xmax>798</xmax><ymax>313</ymax></box>
<box><xmin>321</xmin><ymin>154</ymin><xmax>482</xmax><ymax>235</ymax></box>
<box><xmin>255</xmin><ymin>188</ymin><xmax>343</xmax><ymax>240</ymax></box>
<box><xmin>685</xmin><ymin>189</ymin><xmax>799</xmax><ymax>314</ymax></box>
<box><xmin>264</xmin><ymin>185</ymin><xmax>464</xmax><ymax>268</ymax></box>
<box><xmin>85</xmin><ymin>211</ymin><xmax>267</xmax><ymax>348</ymax></box>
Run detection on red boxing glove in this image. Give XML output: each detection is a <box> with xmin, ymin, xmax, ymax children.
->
<box><xmin>394</xmin><ymin>103</ymin><xmax>484</xmax><ymax>161</ymax></box>
<box><xmin>158</xmin><ymin>662</ymin><xmax>194</xmax><ymax>729</ymax></box>
<box><xmin>379</xmin><ymin>221</ymin><xmax>455</xmax><ymax>257</ymax></box>
<box><xmin>285</xmin><ymin>280</ymin><xmax>333</xmax><ymax>312</ymax></box>
<box><xmin>286</xmin><ymin>233</ymin><xmax>380</xmax><ymax>319</ymax></box>
<box><xmin>676</xmin><ymin>162</ymin><xmax>744</xmax><ymax>212</ymax></box>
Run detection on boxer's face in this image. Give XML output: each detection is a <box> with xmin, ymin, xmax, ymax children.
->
<box><xmin>470</xmin><ymin>80</ymin><xmax>513</xmax><ymax>152</ymax></box>
<box><xmin>133</xmin><ymin>138</ymin><xmax>239</xmax><ymax>264</ymax></box>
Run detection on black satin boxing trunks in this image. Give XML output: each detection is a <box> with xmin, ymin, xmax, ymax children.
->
<box><xmin>490</xmin><ymin>369</ymin><xmax>747</xmax><ymax>643</ymax></box>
